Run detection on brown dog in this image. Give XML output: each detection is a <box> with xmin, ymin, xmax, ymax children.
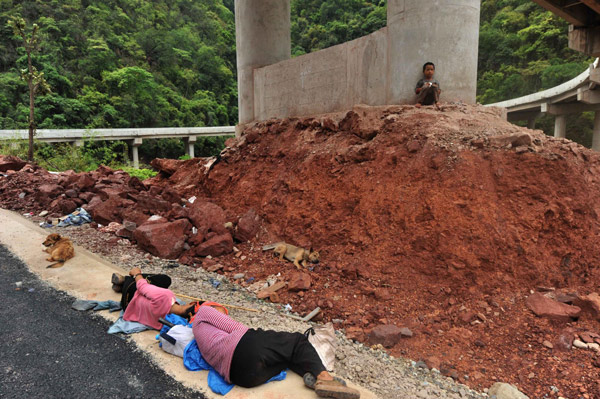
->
<box><xmin>42</xmin><ymin>233</ymin><xmax>75</xmax><ymax>268</ymax></box>
<box><xmin>262</xmin><ymin>242</ymin><xmax>320</xmax><ymax>270</ymax></box>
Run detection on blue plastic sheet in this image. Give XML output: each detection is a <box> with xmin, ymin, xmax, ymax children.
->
<box><xmin>183</xmin><ymin>339</ymin><xmax>286</xmax><ymax>395</ymax></box>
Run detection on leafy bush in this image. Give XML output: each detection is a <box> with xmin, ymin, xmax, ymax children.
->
<box><xmin>118</xmin><ymin>166</ymin><xmax>157</xmax><ymax>181</ymax></box>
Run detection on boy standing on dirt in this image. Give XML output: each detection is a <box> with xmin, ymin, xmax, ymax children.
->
<box><xmin>415</xmin><ymin>62</ymin><xmax>441</xmax><ymax>108</ymax></box>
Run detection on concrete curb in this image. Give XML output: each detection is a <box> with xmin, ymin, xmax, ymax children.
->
<box><xmin>0</xmin><ymin>208</ymin><xmax>377</xmax><ymax>399</ymax></box>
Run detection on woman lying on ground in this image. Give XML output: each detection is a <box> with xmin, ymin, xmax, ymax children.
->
<box><xmin>111</xmin><ymin>267</ymin><xmax>195</xmax><ymax>329</ymax></box>
<box><xmin>193</xmin><ymin>305</ymin><xmax>361</xmax><ymax>399</ymax></box>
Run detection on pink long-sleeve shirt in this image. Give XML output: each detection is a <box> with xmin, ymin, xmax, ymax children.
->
<box><xmin>123</xmin><ymin>278</ymin><xmax>176</xmax><ymax>330</ymax></box>
<box><xmin>192</xmin><ymin>306</ymin><xmax>249</xmax><ymax>382</ymax></box>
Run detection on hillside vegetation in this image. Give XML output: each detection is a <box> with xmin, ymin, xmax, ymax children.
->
<box><xmin>0</xmin><ymin>0</ymin><xmax>596</xmax><ymax>159</ymax></box>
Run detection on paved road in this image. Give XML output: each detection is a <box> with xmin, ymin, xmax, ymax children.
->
<box><xmin>0</xmin><ymin>244</ymin><xmax>203</xmax><ymax>399</ymax></box>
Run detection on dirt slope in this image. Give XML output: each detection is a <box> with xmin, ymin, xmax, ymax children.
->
<box><xmin>3</xmin><ymin>103</ymin><xmax>600</xmax><ymax>397</ymax></box>
<box><xmin>152</xmin><ymin>104</ymin><xmax>600</xmax><ymax>397</ymax></box>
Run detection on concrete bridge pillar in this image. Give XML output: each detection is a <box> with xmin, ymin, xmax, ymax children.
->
<box><xmin>131</xmin><ymin>138</ymin><xmax>143</xmax><ymax>169</ymax></box>
<box><xmin>593</xmin><ymin>112</ymin><xmax>600</xmax><ymax>151</ymax></box>
<box><xmin>235</xmin><ymin>0</ymin><xmax>291</xmax><ymax>127</ymax></box>
<box><xmin>185</xmin><ymin>136</ymin><xmax>196</xmax><ymax>158</ymax></box>
<box><xmin>554</xmin><ymin>115</ymin><xmax>567</xmax><ymax>138</ymax></box>
<box><xmin>387</xmin><ymin>0</ymin><xmax>481</xmax><ymax>104</ymax></box>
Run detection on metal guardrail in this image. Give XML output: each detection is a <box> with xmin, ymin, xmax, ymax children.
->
<box><xmin>0</xmin><ymin>126</ymin><xmax>236</xmax><ymax>142</ymax></box>
<box><xmin>0</xmin><ymin>126</ymin><xmax>236</xmax><ymax>168</ymax></box>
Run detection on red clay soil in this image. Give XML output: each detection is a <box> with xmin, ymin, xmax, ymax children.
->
<box><xmin>3</xmin><ymin>104</ymin><xmax>600</xmax><ymax>397</ymax></box>
<box><xmin>151</xmin><ymin>104</ymin><xmax>600</xmax><ymax>398</ymax></box>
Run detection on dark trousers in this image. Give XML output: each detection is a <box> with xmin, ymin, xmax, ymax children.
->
<box><xmin>120</xmin><ymin>274</ymin><xmax>171</xmax><ymax>311</ymax></box>
<box><xmin>229</xmin><ymin>329</ymin><xmax>326</xmax><ymax>388</ymax></box>
<box><xmin>417</xmin><ymin>85</ymin><xmax>440</xmax><ymax>105</ymax></box>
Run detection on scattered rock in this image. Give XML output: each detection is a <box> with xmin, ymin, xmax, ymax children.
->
<box><xmin>195</xmin><ymin>232</ymin><xmax>234</xmax><ymax>257</ymax></box>
<box><xmin>0</xmin><ymin>155</ymin><xmax>26</xmax><ymax>172</ymax></box>
<box><xmin>288</xmin><ymin>272</ymin><xmax>311</xmax><ymax>291</ymax></box>
<box><xmin>133</xmin><ymin>219</ymin><xmax>191</xmax><ymax>259</ymax></box>
<box><xmin>488</xmin><ymin>382</ymin><xmax>529</xmax><ymax>399</ymax></box>
<box><xmin>233</xmin><ymin>208</ymin><xmax>261</xmax><ymax>242</ymax></box>
<box><xmin>575</xmin><ymin>292</ymin><xmax>600</xmax><ymax>320</ymax></box>
<box><xmin>489</xmin><ymin>133</ymin><xmax>532</xmax><ymax>148</ymax></box>
<box><xmin>369</xmin><ymin>324</ymin><xmax>403</xmax><ymax>348</ymax></box>
<box><xmin>542</xmin><ymin>340</ymin><xmax>553</xmax><ymax>349</ymax></box>
<box><xmin>399</xmin><ymin>327</ymin><xmax>413</xmax><ymax>338</ymax></box>
<box><xmin>188</xmin><ymin>200</ymin><xmax>227</xmax><ymax>235</ymax></box>
<box><xmin>525</xmin><ymin>292</ymin><xmax>581</xmax><ymax>322</ymax></box>
<box><xmin>573</xmin><ymin>339</ymin><xmax>588</xmax><ymax>349</ymax></box>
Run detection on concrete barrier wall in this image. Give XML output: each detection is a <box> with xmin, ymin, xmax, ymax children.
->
<box><xmin>253</xmin><ymin>28</ymin><xmax>387</xmax><ymax>120</ymax></box>
<box><xmin>248</xmin><ymin>0</ymin><xmax>480</xmax><ymax>121</ymax></box>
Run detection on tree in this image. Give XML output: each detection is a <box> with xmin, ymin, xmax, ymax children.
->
<box><xmin>7</xmin><ymin>17</ymin><xmax>50</xmax><ymax>161</ymax></box>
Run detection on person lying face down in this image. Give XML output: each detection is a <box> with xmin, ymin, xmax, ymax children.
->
<box><xmin>415</xmin><ymin>61</ymin><xmax>441</xmax><ymax>109</ymax></box>
<box><xmin>113</xmin><ymin>267</ymin><xmax>196</xmax><ymax>330</ymax></box>
<box><xmin>192</xmin><ymin>305</ymin><xmax>361</xmax><ymax>399</ymax></box>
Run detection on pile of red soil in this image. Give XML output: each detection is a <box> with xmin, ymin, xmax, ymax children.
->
<box><xmin>3</xmin><ymin>103</ymin><xmax>600</xmax><ymax>397</ymax></box>
<box><xmin>150</xmin><ymin>104</ymin><xmax>600</xmax><ymax>397</ymax></box>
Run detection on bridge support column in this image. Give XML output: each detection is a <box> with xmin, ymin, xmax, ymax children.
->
<box><xmin>73</xmin><ymin>140</ymin><xmax>84</xmax><ymax>147</ymax></box>
<box><xmin>554</xmin><ymin>115</ymin><xmax>567</xmax><ymax>138</ymax></box>
<box><xmin>131</xmin><ymin>138</ymin><xmax>143</xmax><ymax>169</ymax></box>
<box><xmin>593</xmin><ymin>112</ymin><xmax>600</xmax><ymax>151</ymax></box>
<box><xmin>185</xmin><ymin>136</ymin><xmax>196</xmax><ymax>158</ymax></box>
<box><xmin>527</xmin><ymin>116</ymin><xmax>537</xmax><ymax>130</ymax></box>
<box><xmin>235</xmin><ymin>0</ymin><xmax>291</xmax><ymax>127</ymax></box>
<box><xmin>387</xmin><ymin>0</ymin><xmax>481</xmax><ymax>104</ymax></box>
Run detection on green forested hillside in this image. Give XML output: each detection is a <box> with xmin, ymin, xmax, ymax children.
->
<box><xmin>478</xmin><ymin>0</ymin><xmax>592</xmax><ymax>104</ymax></box>
<box><xmin>0</xmin><ymin>0</ymin><xmax>237</xmax><ymax>130</ymax></box>
<box><xmin>0</xmin><ymin>0</ymin><xmax>596</xmax><ymax>151</ymax></box>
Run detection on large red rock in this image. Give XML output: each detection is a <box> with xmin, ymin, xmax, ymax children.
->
<box><xmin>75</xmin><ymin>174</ymin><xmax>96</xmax><ymax>190</ymax></box>
<box><xmin>195</xmin><ymin>232</ymin><xmax>233</xmax><ymax>257</ymax></box>
<box><xmin>369</xmin><ymin>324</ymin><xmax>403</xmax><ymax>348</ymax></box>
<box><xmin>288</xmin><ymin>272</ymin><xmax>312</xmax><ymax>291</ymax></box>
<box><xmin>129</xmin><ymin>192</ymin><xmax>171</xmax><ymax>213</ymax></box>
<box><xmin>87</xmin><ymin>196</ymin><xmax>125</xmax><ymax>225</ymax></box>
<box><xmin>0</xmin><ymin>155</ymin><xmax>26</xmax><ymax>172</ymax></box>
<box><xmin>151</xmin><ymin>158</ymin><xmax>180</xmax><ymax>175</ymax></box>
<box><xmin>234</xmin><ymin>208</ymin><xmax>261</xmax><ymax>242</ymax></box>
<box><xmin>35</xmin><ymin>183</ymin><xmax>62</xmax><ymax>200</ymax></box>
<box><xmin>188</xmin><ymin>200</ymin><xmax>227</xmax><ymax>234</ymax></box>
<box><xmin>58</xmin><ymin>199</ymin><xmax>77</xmax><ymax>215</ymax></box>
<box><xmin>133</xmin><ymin>219</ymin><xmax>191</xmax><ymax>259</ymax></box>
<box><xmin>526</xmin><ymin>292</ymin><xmax>581</xmax><ymax>322</ymax></box>
<box><xmin>575</xmin><ymin>292</ymin><xmax>600</xmax><ymax>320</ymax></box>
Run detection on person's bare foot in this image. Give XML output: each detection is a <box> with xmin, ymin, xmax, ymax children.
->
<box><xmin>415</xmin><ymin>103</ymin><xmax>422</xmax><ymax>108</ymax></box>
<box><xmin>435</xmin><ymin>102</ymin><xmax>441</xmax><ymax>110</ymax></box>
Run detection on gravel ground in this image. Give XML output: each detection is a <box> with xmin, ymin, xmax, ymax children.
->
<box><xmin>32</xmin><ymin>221</ymin><xmax>491</xmax><ymax>399</ymax></box>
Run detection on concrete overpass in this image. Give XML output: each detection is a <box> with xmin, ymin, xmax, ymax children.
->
<box><xmin>234</xmin><ymin>0</ymin><xmax>482</xmax><ymax>129</ymax></box>
<box><xmin>532</xmin><ymin>0</ymin><xmax>600</xmax><ymax>56</ymax></box>
<box><xmin>489</xmin><ymin>59</ymin><xmax>600</xmax><ymax>149</ymax></box>
<box><xmin>0</xmin><ymin>127</ymin><xmax>235</xmax><ymax>168</ymax></box>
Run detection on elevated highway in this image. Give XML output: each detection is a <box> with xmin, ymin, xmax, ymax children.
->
<box><xmin>489</xmin><ymin>59</ymin><xmax>600</xmax><ymax>150</ymax></box>
<box><xmin>0</xmin><ymin>126</ymin><xmax>235</xmax><ymax>168</ymax></box>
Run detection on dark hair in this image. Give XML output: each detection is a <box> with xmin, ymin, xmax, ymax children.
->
<box><xmin>184</xmin><ymin>301</ymin><xmax>205</xmax><ymax>320</ymax></box>
<box><xmin>423</xmin><ymin>62</ymin><xmax>435</xmax><ymax>72</ymax></box>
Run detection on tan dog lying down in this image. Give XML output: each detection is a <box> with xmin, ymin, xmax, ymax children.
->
<box><xmin>262</xmin><ymin>242</ymin><xmax>320</xmax><ymax>270</ymax></box>
<box><xmin>42</xmin><ymin>233</ymin><xmax>75</xmax><ymax>268</ymax></box>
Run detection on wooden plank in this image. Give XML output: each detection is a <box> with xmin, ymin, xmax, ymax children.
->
<box><xmin>531</xmin><ymin>0</ymin><xmax>590</xmax><ymax>26</ymax></box>
<box><xmin>581</xmin><ymin>0</ymin><xmax>600</xmax><ymax>14</ymax></box>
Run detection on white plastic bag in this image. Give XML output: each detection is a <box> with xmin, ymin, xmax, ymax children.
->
<box><xmin>305</xmin><ymin>322</ymin><xmax>337</xmax><ymax>371</ymax></box>
<box><xmin>158</xmin><ymin>325</ymin><xmax>195</xmax><ymax>358</ymax></box>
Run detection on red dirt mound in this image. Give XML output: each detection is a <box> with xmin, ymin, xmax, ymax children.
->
<box><xmin>150</xmin><ymin>104</ymin><xmax>600</xmax><ymax>397</ymax></box>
